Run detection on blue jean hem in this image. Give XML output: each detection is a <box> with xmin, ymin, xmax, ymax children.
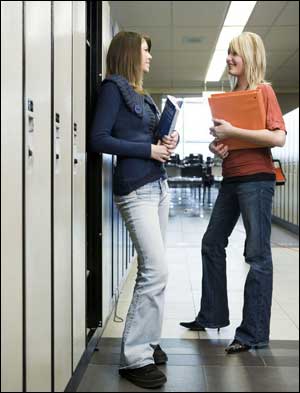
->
<box><xmin>196</xmin><ymin>319</ymin><xmax>230</xmax><ymax>329</ymax></box>
<box><xmin>119</xmin><ymin>361</ymin><xmax>155</xmax><ymax>370</ymax></box>
<box><xmin>234</xmin><ymin>336</ymin><xmax>269</xmax><ymax>348</ymax></box>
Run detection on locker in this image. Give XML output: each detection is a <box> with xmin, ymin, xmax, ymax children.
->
<box><xmin>101</xmin><ymin>0</ymin><xmax>114</xmax><ymax>323</ymax></box>
<box><xmin>53</xmin><ymin>2</ymin><xmax>73</xmax><ymax>391</ymax></box>
<box><xmin>132</xmin><ymin>238</ymin><xmax>135</xmax><ymax>258</ymax></box>
<box><xmin>118</xmin><ymin>211</ymin><xmax>123</xmax><ymax>286</ymax></box>
<box><xmin>24</xmin><ymin>2</ymin><xmax>52</xmax><ymax>391</ymax></box>
<box><xmin>112</xmin><ymin>154</ymin><xmax>119</xmax><ymax>296</ymax></box>
<box><xmin>116</xmin><ymin>210</ymin><xmax>120</xmax><ymax>286</ymax></box>
<box><xmin>122</xmin><ymin>221</ymin><xmax>126</xmax><ymax>277</ymax></box>
<box><xmin>284</xmin><ymin>162</ymin><xmax>289</xmax><ymax>221</ymax></box>
<box><xmin>72</xmin><ymin>0</ymin><xmax>86</xmax><ymax>371</ymax></box>
<box><xmin>129</xmin><ymin>232</ymin><xmax>131</xmax><ymax>265</ymax></box>
<box><xmin>112</xmin><ymin>198</ymin><xmax>119</xmax><ymax>297</ymax></box>
<box><xmin>1</xmin><ymin>2</ymin><xmax>23</xmax><ymax>391</ymax></box>
<box><xmin>126</xmin><ymin>230</ymin><xmax>130</xmax><ymax>269</ymax></box>
<box><xmin>102</xmin><ymin>153</ymin><xmax>113</xmax><ymax>321</ymax></box>
<box><xmin>288</xmin><ymin>162</ymin><xmax>292</xmax><ymax>223</ymax></box>
<box><xmin>86</xmin><ymin>0</ymin><xmax>103</xmax><ymax>334</ymax></box>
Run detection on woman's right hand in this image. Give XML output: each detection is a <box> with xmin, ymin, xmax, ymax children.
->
<box><xmin>209</xmin><ymin>139</ymin><xmax>229</xmax><ymax>159</ymax></box>
<box><xmin>151</xmin><ymin>141</ymin><xmax>171</xmax><ymax>163</ymax></box>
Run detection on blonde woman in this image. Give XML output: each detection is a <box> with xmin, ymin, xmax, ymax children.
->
<box><xmin>90</xmin><ymin>31</ymin><xmax>178</xmax><ymax>388</ymax></box>
<box><xmin>180</xmin><ymin>32</ymin><xmax>286</xmax><ymax>354</ymax></box>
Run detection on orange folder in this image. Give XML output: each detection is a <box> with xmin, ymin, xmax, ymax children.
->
<box><xmin>208</xmin><ymin>89</ymin><xmax>266</xmax><ymax>150</ymax></box>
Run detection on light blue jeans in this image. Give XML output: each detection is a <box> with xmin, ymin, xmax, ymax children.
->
<box><xmin>114</xmin><ymin>178</ymin><xmax>170</xmax><ymax>369</ymax></box>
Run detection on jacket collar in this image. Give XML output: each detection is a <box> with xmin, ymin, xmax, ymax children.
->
<box><xmin>103</xmin><ymin>75</ymin><xmax>144</xmax><ymax>118</ymax></box>
<box><xmin>144</xmin><ymin>94</ymin><xmax>160</xmax><ymax>118</ymax></box>
<box><xmin>103</xmin><ymin>74</ymin><xmax>160</xmax><ymax>119</ymax></box>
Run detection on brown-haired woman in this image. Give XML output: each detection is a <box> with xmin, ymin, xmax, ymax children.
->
<box><xmin>90</xmin><ymin>31</ymin><xmax>179</xmax><ymax>389</ymax></box>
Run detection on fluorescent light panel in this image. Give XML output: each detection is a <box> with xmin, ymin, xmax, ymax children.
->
<box><xmin>205</xmin><ymin>1</ymin><xmax>257</xmax><ymax>82</ymax></box>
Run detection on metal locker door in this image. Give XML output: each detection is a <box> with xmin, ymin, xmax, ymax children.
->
<box><xmin>1</xmin><ymin>2</ymin><xmax>23</xmax><ymax>391</ymax></box>
<box><xmin>72</xmin><ymin>0</ymin><xmax>86</xmax><ymax>371</ymax></box>
<box><xmin>116</xmin><ymin>209</ymin><xmax>120</xmax><ymax>287</ymax></box>
<box><xmin>112</xmin><ymin>199</ymin><xmax>119</xmax><ymax>296</ymax></box>
<box><xmin>122</xmin><ymin>221</ymin><xmax>126</xmax><ymax>278</ymax></box>
<box><xmin>102</xmin><ymin>153</ymin><xmax>113</xmax><ymax>321</ymax></box>
<box><xmin>126</xmin><ymin>230</ymin><xmax>130</xmax><ymax>269</ymax></box>
<box><xmin>53</xmin><ymin>2</ymin><xmax>73</xmax><ymax>391</ymax></box>
<box><xmin>86</xmin><ymin>0</ymin><xmax>102</xmax><ymax>336</ymax></box>
<box><xmin>118</xmin><ymin>210</ymin><xmax>123</xmax><ymax>286</ymax></box>
<box><xmin>112</xmin><ymin>155</ymin><xmax>119</xmax><ymax>296</ymax></box>
<box><xmin>24</xmin><ymin>2</ymin><xmax>52</xmax><ymax>391</ymax></box>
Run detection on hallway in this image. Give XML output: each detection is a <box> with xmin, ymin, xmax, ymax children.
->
<box><xmin>76</xmin><ymin>195</ymin><xmax>299</xmax><ymax>391</ymax></box>
<box><xmin>2</xmin><ymin>2</ymin><xmax>299</xmax><ymax>392</ymax></box>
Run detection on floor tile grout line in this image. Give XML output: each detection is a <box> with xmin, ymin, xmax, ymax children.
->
<box><xmin>273</xmin><ymin>298</ymin><xmax>300</xmax><ymax>331</ymax></box>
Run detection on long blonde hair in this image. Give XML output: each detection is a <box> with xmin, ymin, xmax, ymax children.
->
<box><xmin>106</xmin><ymin>31</ymin><xmax>151</xmax><ymax>94</ymax></box>
<box><xmin>228</xmin><ymin>32</ymin><xmax>269</xmax><ymax>90</ymax></box>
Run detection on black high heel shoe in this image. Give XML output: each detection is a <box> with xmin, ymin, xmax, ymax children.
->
<box><xmin>179</xmin><ymin>320</ymin><xmax>205</xmax><ymax>331</ymax></box>
<box><xmin>180</xmin><ymin>320</ymin><xmax>221</xmax><ymax>332</ymax></box>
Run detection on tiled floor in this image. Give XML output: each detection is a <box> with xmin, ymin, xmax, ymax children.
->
<box><xmin>77</xmin><ymin>187</ymin><xmax>299</xmax><ymax>392</ymax></box>
<box><xmin>78</xmin><ymin>339</ymin><xmax>299</xmax><ymax>392</ymax></box>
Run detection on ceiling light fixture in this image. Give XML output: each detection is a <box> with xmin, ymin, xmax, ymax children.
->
<box><xmin>205</xmin><ymin>1</ymin><xmax>257</xmax><ymax>82</ymax></box>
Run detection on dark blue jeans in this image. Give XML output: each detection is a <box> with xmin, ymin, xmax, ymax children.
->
<box><xmin>196</xmin><ymin>180</ymin><xmax>275</xmax><ymax>347</ymax></box>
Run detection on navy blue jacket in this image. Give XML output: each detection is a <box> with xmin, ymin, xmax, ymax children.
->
<box><xmin>89</xmin><ymin>75</ymin><xmax>167</xmax><ymax>195</ymax></box>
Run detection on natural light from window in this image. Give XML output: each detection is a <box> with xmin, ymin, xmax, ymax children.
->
<box><xmin>162</xmin><ymin>93</ymin><xmax>224</xmax><ymax>160</ymax></box>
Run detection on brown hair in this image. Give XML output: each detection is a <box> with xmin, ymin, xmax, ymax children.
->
<box><xmin>106</xmin><ymin>31</ymin><xmax>151</xmax><ymax>94</ymax></box>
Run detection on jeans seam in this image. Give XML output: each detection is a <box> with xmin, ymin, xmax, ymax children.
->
<box><xmin>119</xmin><ymin>203</ymin><xmax>140</xmax><ymax>344</ymax></box>
<box><xmin>123</xmin><ymin>291</ymin><xmax>140</xmax><ymax>342</ymax></box>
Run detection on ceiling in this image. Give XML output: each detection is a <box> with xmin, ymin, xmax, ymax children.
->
<box><xmin>109</xmin><ymin>1</ymin><xmax>299</xmax><ymax>93</ymax></box>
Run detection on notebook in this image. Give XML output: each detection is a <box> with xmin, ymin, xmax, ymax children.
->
<box><xmin>208</xmin><ymin>89</ymin><xmax>266</xmax><ymax>150</ymax></box>
<box><xmin>156</xmin><ymin>95</ymin><xmax>183</xmax><ymax>139</ymax></box>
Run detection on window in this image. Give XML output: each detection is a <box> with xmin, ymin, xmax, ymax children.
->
<box><xmin>162</xmin><ymin>94</ymin><xmax>223</xmax><ymax>160</ymax></box>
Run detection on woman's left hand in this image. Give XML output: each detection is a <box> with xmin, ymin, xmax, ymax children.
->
<box><xmin>162</xmin><ymin>131</ymin><xmax>179</xmax><ymax>153</ymax></box>
<box><xmin>210</xmin><ymin>118</ymin><xmax>235</xmax><ymax>140</ymax></box>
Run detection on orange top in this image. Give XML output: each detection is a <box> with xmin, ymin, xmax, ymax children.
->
<box><xmin>222</xmin><ymin>84</ymin><xmax>286</xmax><ymax>179</ymax></box>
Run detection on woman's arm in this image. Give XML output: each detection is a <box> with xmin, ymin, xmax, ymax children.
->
<box><xmin>89</xmin><ymin>82</ymin><xmax>151</xmax><ymax>158</ymax></box>
<box><xmin>210</xmin><ymin>118</ymin><xmax>286</xmax><ymax>148</ymax></box>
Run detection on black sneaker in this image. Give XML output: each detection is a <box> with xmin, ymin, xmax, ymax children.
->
<box><xmin>119</xmin><ymin>364</ymin><xmax>167</xmax><ymax>389</ymax></box>
<box><xmin>225</xmin><ymin>339</ymin><xmax>251</xmax><ymax>354</ymax></box>
<box><xmin>153</xmin><ymin>344</ymin><xmax>168</xmax><ymax>365</ymax></box>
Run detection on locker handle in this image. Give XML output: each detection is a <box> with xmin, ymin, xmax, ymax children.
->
<box><xmin>27</xmin><ymin>114</ymin><xmax>34</xmax><ymax>159</ymax></box>
<box><xmin>74</xmin><ymin>158</ymin><xmax>78</xmax><ymax>164</ymax></box>
<box><xmin>28</xmin><ymin>115</ymin><xmax>34</xmax><ymax>132</ymax></box>
<box><xmin>55</xmin><ymin>123</ymin><xmax>60</xmax><ymax>161</ymax></box>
